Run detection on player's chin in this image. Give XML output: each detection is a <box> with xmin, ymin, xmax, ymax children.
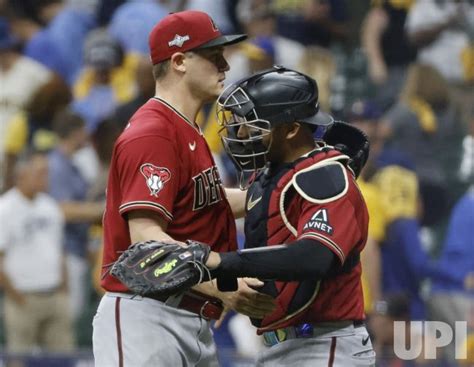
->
<box><xmin>202</xmin><ymin>90</ymin><xmax>220</xmax><ymax>103</ymax></box>
<box><xmin>207</xmin><ymin>83</ymin><xmax>224</xmax><ymax>99</ymax></box>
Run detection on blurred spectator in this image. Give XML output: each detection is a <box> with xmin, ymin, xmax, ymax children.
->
<box><xmin>361</xmin><ymin>0</ymin><xmax>417</xmax><ymax>111</ymax></box>
<box><xmin>368</xmin><ymin>295</ymin><xmax>420</xmax><ymax>363</ymax></box>
<box><xmin>96</xmin><ymin>0</ymin><xmax>125</xmax><ymax>26</ymax></box>
<box><xmin>358</xmin><ymin>152</ymin><xmax>434</xmax><ymax>367</ymax></box>
<box><xmin>381</xmin><ymin>63</ymin><xmax>465</xmax><ymax>227</ymax></box>
<box><xmin>47</xmin><ymin>109</ymin><xmax>103</xmax><ymax>324</ymax></box>
<box><xmin>87</xmin><ymin>118</ymin><xmax>120</xmax><ymax>216</ymax></box>
<box><xmin>6</xmin><ymin>0</ymin><xmax>63</xmax><ymax>26</ymax></box>
<box><xmin>346</xmin><ymin>100</ymin><xmax>384</xmax><ymax>315</ymax></box>
<box><xmin>428</xmin><ymin>185</ymin><xmax>474</xmax><ymax>362</ymax></box>
<box><xmin>71</xmin><ymin>29</ymin><xmax>132</xmax><ymax>186</ymax></box>
<box><xmin>0</xmin><ymin>150</ymin><xmax>74</xmax><ymax>353</ymax></box>
<box><xmin>271</xmin><ymin>0</ymin><xmax>349</xmax><ymax>47</ymax></box>
<box><xmin>347</xmin><ymin>99</ymin><xmax>452</xmax><ymax>351</ymax></box>
<box><xmin>184</xmin><ymin>0</ymin><xmax>236</xmax><ymax>34</ymax></box>
<box><xmin>226</xmin><ymin>0</ymin><xmax>305</xmax><ymax>84</ymax></box>
<box><xmin>459</xmin><ymin>107</ymin><xmax>474</xmax><ymax>183</ymax></box>
<box><xmin>3</xmin><ymin>74</ymin><xmax>72</xmax><ymax>190</ymax></box>
<box><xmin>0</xmin><ymin>17</ymin><xmax>51</xmax><ymax>191</ymax></box>
<box><xmin>73</xmin><ymin>29</ymin><xmax>137</xmax><ymax>133</ymax></box>
<box><xmin>373</xmin><ymin>153</ymin><xmax>430</xmax><ymax>321</ymax></box>
<box><xmin>298</xmin><ymin>46</ymin><xmax>336</xmax><ymax>112</ymax></box>
<box><xmin>241</xmin><ymin>0</ymin><xmax>304</xmax><ymax>67</ymax></box>
<box><xmin>113</xmin><ymin>55</ymin><xmax>154</xmax><ymax>128</ymax></box>
<box><xmin>108</xmin><ymin>0</ymin><xmax>167</xmax><ymax>55</ymax></box>
<box><xmin>89</xmin><ymin>118</ymin><xmax>122</xmax><ymax>296</ymax></box>
<box><xmin>406</xmin><ymin>0</ymin><xmax>474</xmax><ymax>128</ymax></box>
<box><xmin>87</xmin><ymin>117</ymin><xmax>120</xmax><ymax>297</ymax></box>
<box><xmin>65</xmin><ymin>0</ymin><xmax>97</xmax><ymax>14</ymax></box>
<box><xmin>21</xmin><ymin>1</ymin><xmax>96</xmax><ymax>84</ymax></box>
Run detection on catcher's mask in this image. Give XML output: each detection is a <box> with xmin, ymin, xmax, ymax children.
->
<box><xmin>217</xmin><ymin>66</ymin><xmax>333</xmax><ymax>188</ymax></box>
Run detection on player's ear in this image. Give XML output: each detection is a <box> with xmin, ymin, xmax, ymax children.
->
<box><xmin>286</xmin><ymin>122</ymin><xmax>301</xmax><ymax>139</ymax></box>
<box><xmin>170</xmin><ymin>52</ymin><xmax>186</xmax><ymax>73</ymax></box>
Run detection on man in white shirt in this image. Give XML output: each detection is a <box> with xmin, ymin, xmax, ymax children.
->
<box><xmin>406</xmin><ymin>0</ymin><xmax>474</xmax><ymax>125</ymax></box>
<box><xmin>0</xmin><ymin>151</ymin><xmax>74</xmax><ymax>353</ymax></box>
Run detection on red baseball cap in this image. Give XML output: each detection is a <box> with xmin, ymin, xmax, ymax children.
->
<box><xmin>149</xmin><ymin>10</ymin><xmax>247</xmax><ymax>65</ymax></box>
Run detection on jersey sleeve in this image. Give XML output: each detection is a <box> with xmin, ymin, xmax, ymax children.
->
<box><xmin>116</xmin><ymin>134</ymin><xmax>180</xmax><ymax>222</ymax></box>
<box><xmin>297</xmin><ymin>194</ymin><xmax>362</xmax><ymax>264</ymax></box>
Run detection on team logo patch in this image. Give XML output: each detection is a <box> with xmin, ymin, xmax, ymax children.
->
<box><xmin>140</xmin><ymin>163</ymin><xmax>171</xmax><ymax>197</ymax></box>
<box><xmin>303</xmin><ymin>209</ymin><xmax>333</xmax><ymax>235</ymax></box>
<box><xmin>168</xmin><ymin>34</ymin><xmax>190</xmax><ymax>48</ymax></box>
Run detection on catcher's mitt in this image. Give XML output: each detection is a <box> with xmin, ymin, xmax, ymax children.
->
<box><xmin>322</xmin><ymin>121</ymin><xmax>370</xmax><ymax>178</ymax></box>
<box><xmin>110</xmin><ymin>240</ymin><xmax>211</xmax><ymax>298</ymax></box>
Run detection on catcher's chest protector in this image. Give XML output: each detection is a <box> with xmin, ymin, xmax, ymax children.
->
<box><xmin>245</xmin><ymin>149</ymin><xmax>349</xmax><ymax>331</ymax></box>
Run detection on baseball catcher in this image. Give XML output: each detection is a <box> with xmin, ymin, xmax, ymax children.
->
<box><xmin>123</xmin><ymin>66</ymin><xmax>376</xmax><ymax>366</ymax></box>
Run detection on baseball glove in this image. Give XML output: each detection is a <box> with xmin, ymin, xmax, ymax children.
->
<box><xmin>110</xmin><ymin>240</ymin><xmax>211</xmax><ymax>298</ymax></box>
<box><xmin>322</xmin><ymin>121</ymin><xmax>370</xmax><ymax>178</ymax></box>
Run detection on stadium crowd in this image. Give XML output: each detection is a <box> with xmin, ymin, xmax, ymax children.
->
<box><xmin>0</xmin><ymin>0</ymin><xmax>472</xmax><ymax>366</ymax></box>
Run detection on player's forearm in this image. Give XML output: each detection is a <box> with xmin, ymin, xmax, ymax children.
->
<box><xmin>60</xmin><ymin>201</ymin><xmax>104</xmax><ymax>222</ymax></box>
<box><xmin>128</xmin><ymin>211</ymin><xmax>176</xmax><ymax>244</ymax></box>
<box><xmin>224</xmin><ymin>187</ymin><xmax>247</xmax><ymax>218</ymax></box>
<box><xmin>361</xmin><ymin>8</ymin><xmax>387</xmax><ymax>64</ymax></box>
<box><xmin>208</xmin><ymin>239</ymin><xmax>337</xmax><ymax>281</ymax></box>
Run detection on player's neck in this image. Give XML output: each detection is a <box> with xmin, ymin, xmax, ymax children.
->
<box><xmin>155</xmin><ymin>83</ymin><xmax>202</xmax><ymax>124</ymax></box>
<box><xmin>16</xmin><ymin>184</ymin><xmax>37</xmax><ymax>201</ymax></box>
<box><xmin>284</xmin><ymin>133</ymin><xmax>317</xmax><ymax>163</ymax></box>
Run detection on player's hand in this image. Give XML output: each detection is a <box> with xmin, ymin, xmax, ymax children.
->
<box><xmin>217</xmin><ymin>278</ymin><xmax>276</xmax><ymax>322</ymax></box>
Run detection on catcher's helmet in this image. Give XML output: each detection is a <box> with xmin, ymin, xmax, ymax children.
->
<box><xmin>217</xmin><ymin>66</ymin><xmax>333</xmax><ymax>187</ymax></box>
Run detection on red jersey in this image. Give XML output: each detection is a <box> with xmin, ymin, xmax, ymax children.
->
<box><xmin>244</xmin><ymin>149</ymin><xmax>368</xmax><ymax>332</ymax></box>
<box><xmin>101</xmin><ymin>98</ymin><xmax>237</xmax><ymax>292</ymax></box>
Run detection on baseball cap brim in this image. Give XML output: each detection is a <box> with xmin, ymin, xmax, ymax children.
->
<box><xmin>196</xmin><ymin>34</ymin><xmax>247</xmax><ymax>49</ymax></box>
<box><xmin>300</xmin><ymin>110</ymin><xmax>334</xmax><ymax>126</ymax></box>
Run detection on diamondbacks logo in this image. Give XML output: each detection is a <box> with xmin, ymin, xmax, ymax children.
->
<box><xmin>168</xmin><ymin>34</ymin><xmax>190</xmax><ymax>48</ymax></box>
<box><xmin>140</xmin><ymin>163</ymin><xmax>171</xmax><ymax>197</ymax></box>
<box><xmin>303</xmin><ymin>209</ymin><xmax>333</xmax><ymax>235</ymax></box>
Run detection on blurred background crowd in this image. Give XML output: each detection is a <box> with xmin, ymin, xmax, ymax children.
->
<box><xmin>0</xmin><ymin>0</ymin><xmax>472</xmax><ymax>366</ymax></box>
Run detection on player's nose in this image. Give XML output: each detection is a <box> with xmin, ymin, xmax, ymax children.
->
<box><xmin>237</xmin><ymin>124</ymin><xmax>249</xmax><ymax>139</ymax></box>
<box><xmin>217</xmin><ymin>55</ymin><xmax>230</xmax><ymax>72</ymax></box>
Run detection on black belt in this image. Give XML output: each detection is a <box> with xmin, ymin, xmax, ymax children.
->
<box><xmin>146</xmin><ymin>291</ymin><xmax>224</xmax><ymax>320</ymax></box>
<box><xmin>263</xmin><ymin>320</ymin><xmax>365</xmax><ymax>347</ymax></box>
